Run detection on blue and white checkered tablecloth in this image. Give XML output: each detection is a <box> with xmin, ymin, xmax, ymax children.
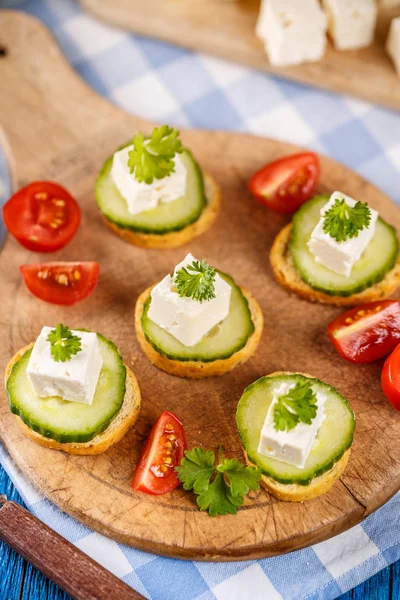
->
<box><xmin>2</xmin><ymin>1</ymin><xmax>400</xmax><ymax>599</ymax></box>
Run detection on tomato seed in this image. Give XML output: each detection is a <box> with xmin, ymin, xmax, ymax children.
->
<box><xmin>56</xmin><ymin>274</ymin><xmax>68</xmax><ymax>286</ymax></box>
<box><xmin>35</xmin><ymin>192</ymin><xmax>48</xmax><ymax>200</ymax></box>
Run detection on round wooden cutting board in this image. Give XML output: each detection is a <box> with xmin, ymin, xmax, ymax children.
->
<box><xmin>1</xmin><ymin>10</ymin><xmax>400</xmax><ymax>561</ymax></box>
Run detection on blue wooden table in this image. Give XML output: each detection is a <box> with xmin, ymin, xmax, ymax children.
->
<box><xmin>0</xmin><ymin>464</ymin><xmax>399</xmax><ymax>599</ymax></box>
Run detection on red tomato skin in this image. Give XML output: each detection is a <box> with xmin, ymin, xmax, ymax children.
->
<box><xmin>3</xmin><ymin>181</ymin><xmax>81</xmax><ymax>252</ymax></box>
<box><xmin>20</xmin><ymin>262</ymin><xmax>100</xmax><ymax>305</ymax></box>
<box><xmin>249</xmin><ymin>152</ymin><xmax>320</xmax><ymax>214</ymax></box>
<box><xmin>327</xmin><ymin>301</ymin><xmax>400</xmax><ymax>364</ymax></box>
<box><xmin>131</xmin><ymin>411</ymin><xmax>187</xmax><ymax>495</ymax></box>
<box><xmin>382</xmin><ymin>346</ymin><xmax>400</xmax><ymax>411</ymax></box>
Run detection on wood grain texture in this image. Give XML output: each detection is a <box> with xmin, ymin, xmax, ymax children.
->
<box><xmin>0</xmin><ymin>498</ymin><xmax>144</xmax><ymax>600</ymax></box>
<box><xmin>0</xmin><ymin>465</ymin><xmax>396</xmax><ymax>600</ymax></box>
<box><xmin>80</xmin><ymin>0</ymin><xmax>400</xmax><ymax>112</ymax></box>
<box><xmin>1</xmin><ymin>10</ymin><xmax>400</xmax><ymax>561</ymax></box>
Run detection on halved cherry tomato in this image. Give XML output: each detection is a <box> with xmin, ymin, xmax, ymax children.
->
<box><xmin>20</xmin><ymin>262</ymin><xmax>100</xmax><ymax>305</ymax></box>
<box><xmin>3</xmin><ymin>181</ymin><xmax>81</xmax><ymax>252</ymax></box>
<box><xmin>249</xmin><ymin>152</ymin><xmax>320</xmax><ymax>214</ymax></box>
<box><xmin>327</xmin><ymin>301</ymin><xmax>400</xmax><ymax>364</ymax></box>
<box><xmin>131</xmin><ymin>411</ymin><xmax>187</xmax><ymax>495</ymax></box>
<box><xmin>382</xmin><ymin>344</ymin><xmax>400</xmax><ymax>411</ymax></box>
<box><xmin>328</xmin><ymin>301</ymin><xmax>400</xmax><ymax>364</ymax></box>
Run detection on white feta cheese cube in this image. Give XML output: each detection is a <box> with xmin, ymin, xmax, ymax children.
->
<box><xmin>256</xmin><ymin>0</ymin><xmax>327</xmax><ymax>66</ymax></box>
<box><xmin>258</xmin><ymin>382</ymin><xmax>327</xmax><ymax>469</ymax></box>
<box><xmin>322</xmin><ymin>0</ymin><xmax>377</xmax><ymax>51</ymax></box>
<box><xmin>111</xmin><ymin>145</ymin><xmax>187</xmax><ymax>216</ymax></box>
<box><xmin>387</xmin><ymin>18</ymin><xmax>400</xmax><ymax>75</ymax></box>
<box><xmin>307</xmin><ymin>191</ymin><xmax>378</xmax><ymax>277</ymax></box>
<box><xmin>147</xmin><ymin>253</ymin><xmax>232</xmax><ymax>347</ymax></box>
<box><xmin>27</xmin><ymin>327</ymin><xmax>103</xmax><ymax>405</ymax></box>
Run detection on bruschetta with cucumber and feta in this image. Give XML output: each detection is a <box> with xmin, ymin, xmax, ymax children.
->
<box><xmin>135</xmin><ymin>253</ymin><xmax>263</xmax><ymax>378</ymax></box>
<box><xmin>95</xmin><ymin>125</ymin><xmax>220</xmax><ymax>249</ymax></box>
<box><xmin>271</xmin><ymin>191</ymin><xmax>400</xmax><ymax>306</ymax></box>
<box><xmin>5</xmin><ymin>324</ymin><xmax>141</xmax><ymax>454</ymax></box>
<box><xmin>236</xmin><ymin>372</ymin><xmax>355</xmax><ymax>501</ymax></box>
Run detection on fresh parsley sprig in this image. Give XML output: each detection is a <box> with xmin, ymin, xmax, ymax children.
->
<box><xmin>127</xmin><ymin>125</ymin><xmax>183</xmax><ymax>184</ymax></box>
<box><xmin>323</xmin><ymin>197</ymin><xmax>371</xmax><ymax>242</ymax></box>
<box><xmin>176</xmin><ymin>447</ymin><xmax>261</xmax><ymax>517</ymax></box>
<box><xmin>175</xmin><ymin>259</ymin><xmax>216</xmax><ymax>303</ymax></box>
<box><xmin>47</xmin><ymin>324</ymin><xmax>82</xmax><ymax>363</ymax></box>
<box><xmin>273</xmin><ymin>380</ymin><xmax>318</xmax><ymax>432</ymax></box>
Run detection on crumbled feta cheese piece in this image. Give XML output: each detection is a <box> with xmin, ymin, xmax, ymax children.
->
<box><xmin>387</xmin><ymin>17</ymin><xmax>400</xmax><ymax>75</ymax></box>
<box><xmin>322</xmin><ymin>0</ymin><xmax>377</xmax><ymax>51</ymax></box>
<box><xmin>308</xmin><ymin>191</ymin><xmax>378</xmax><ymax>277</ymax></box>
<box><xmin>256</xmin><ymin>0</ymin><xmax>327</xmax><ymax>66</ymax></box>
<box><xmin>147</xmin><ymin>253</ymin><xmax>232</xmax><ymax>347</ymax></box>
<box><xmin>258</xmin><ymin>381</ymin><xmax>327</xmax><ymax>469</ymax></box>
<box><xmin>111</xmin><ymin>145</ymin><xmax>187</xmax><ymax>215</ymax></box>
<box><xmin>27</xmin><ymin>327</ymin><xmax>103</xmax><ymax>405</ymax></box>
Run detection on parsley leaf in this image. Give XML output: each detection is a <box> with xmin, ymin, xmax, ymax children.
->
<box><xmin>217</xmin><ymin>458</ymin><xmax>262</xmax><ymax>497</ymax></box>
<box><xmin>47</xmin><ymin>324</ymin><xmax>82</xmax><ymax>363</ymax></box>
<box><xmin>273</xmin><ymin>380</ymin><xmax>318</xmax><ymax>432</ymax></box>
<box><xmin>175</xmin><ymin>259</ymin><xmax>216</xmax><ymax>303</ymax></box>
<box><xmin>197</xmin><ymin>472</ymin><xmax>243</xmax><ymax>517</ymax></box>
<box><xmin>323</xmin><ymin>197</ymin><xmax>371</xmax><ymax>242</ymax></box>
<box><xmin>176</xmin><ymin>447</ymin><xmax>261</xmax><ymax>517</ymax></box>
<box><xmin>127</xmin><ymin>125</ymin><xmax>183</xmax><ymax>184</ymax></box>
<box><xmin>175</xmin><ymin>447</ymin><xmax>216</xmax><ymax>493</ymax></box>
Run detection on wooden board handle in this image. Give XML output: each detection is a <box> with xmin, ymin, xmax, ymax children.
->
<box><xmin>0</xmin><ymin>496</ymin><xmax>144</xmax><ymax>600</ymax></box>
<box><xmin>0</xmin><ymin>10</ymin><xmax>147</xmax><ymax>188</ymax></box>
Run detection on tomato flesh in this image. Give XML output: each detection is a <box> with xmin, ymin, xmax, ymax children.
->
<box><xmin>131</xmin><ymin>411</ymin><xmax>187</xmax><ymax>495</ymax></box>
<box><xmin>382</xmin><ymin>344</ymin><xmax>400</xmax><ymax>411</ymax></box>
<box><xmin>20</xmin><ymin>262</ymin><xmax>99</xmax><ymax>305</ymax></box>
<box><xmin>3</xmin><ymin>181</ymin><xmax>81</xmax><ymax>252</ymax></box>
<box><xmin>249</xmin><ymin>152</ymin><xmax>320</xmax><ymax>214</ymax></box>
<box><xmin>327</xmin><ymin>301</ymin><xmax>400</xmax><ymax>364</ymax></box>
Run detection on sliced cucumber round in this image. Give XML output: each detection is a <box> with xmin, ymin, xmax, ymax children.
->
<box><xmin>290</xmin><ymin>195</ymin><xmax>399</xmax><ymax>297</ymax></box>
<box><xmin>95</xmin><ymin>147</ymin><xmax>207</xmax><ymax>234</ymax></box>
<box><xmin>236</xmin><ymin>374</ymin><xmax>355</xmax><ymax>486</ymax></box>
<box><xmin>6</xmin><ymin>334</ymin><xmax>126</xmax><ymax>444</ymax></box>
<box><xmin>142</xmin><ymin>272</ymin><xmax>254</xmax><ymax>362</ymax></box>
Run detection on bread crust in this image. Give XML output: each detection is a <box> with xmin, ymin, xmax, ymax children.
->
<box><xmin>270</xmin><ymin>223</ymin><xmax>400</xmax><ymax>307</ymax></box>
<box><xmin>102</xmin><ymin>172</ymin><xmax>220</xmax><ymax>249</ymax></box>
<box><xmin>135</xmin><ymin>286</ymin><xmax>263</xmax><ymax>378</ymax></box>
<box><xmin>5</xmin><ymin>344</ymin><xmax>141</xmax><ymax>455</ymax></box>
<box><xmin>243</xmin><ymin>371</ymin><xmax>353</xmax><ymax>501</ymax></box>
<box><xmin>247</xmin><ymin>450</ymin><xmax>350</xmax><ymax>502</ymax></box>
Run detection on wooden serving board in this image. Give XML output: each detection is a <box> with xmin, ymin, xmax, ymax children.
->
<box><xmin>1</xmin><ymin>9</ymin><xmax>400</xmax><ymax>562</ymax></box>
<box><xmin>80</xmin><ymin>0</ymin><xmax>400</xmax><ymax>112</ymax></box>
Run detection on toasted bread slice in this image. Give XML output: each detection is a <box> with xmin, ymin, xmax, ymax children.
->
<box><xmin>102</xmin><ymin>172</ymin><xmax>220</xmax><ymax>249</ymax></box>
<box><xmin>246</xmin><ymin>449</ymin><xmax>350</xmax><ymax>502</ymax></box>
<box><xmin>271</xmin><ymin>223</ymin><xmax>400</xmax><ymax>307</ymax></box>
<box><xmin>243</xmin><ymin>370</ymin><xmax>352</xmax><ymax>501</ymax></box>
<box><xmin>5</xmin><ymin>344</ymin><xmax>141</xmax><ymax>455</ymax></box>
<box><xmin>135</xmin><ymin>286</ymin><xmax>263</xmax><ymax>378</ymax></box>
